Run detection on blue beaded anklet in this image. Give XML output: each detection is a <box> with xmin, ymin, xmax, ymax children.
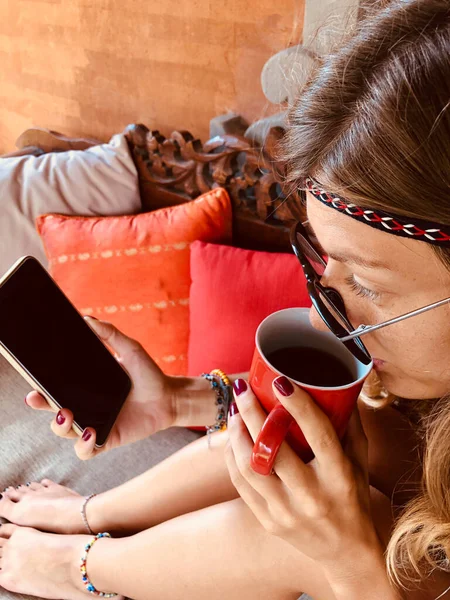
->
<box><xmin>80</xmin><ymin>532</ymin><xmax>118</xmax><ymax>597</ymax></box>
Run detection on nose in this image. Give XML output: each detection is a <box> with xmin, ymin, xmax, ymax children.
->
<box><xmin>308</xmin><ymin>305</ymin><xmax>329</xmax><ymax>333</ymax></box>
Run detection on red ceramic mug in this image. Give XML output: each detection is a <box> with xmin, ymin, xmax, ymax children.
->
<box><xmin>249</xmin><ymin>307</ymin><xmax>373</xmax><ymax>476</ymax></box>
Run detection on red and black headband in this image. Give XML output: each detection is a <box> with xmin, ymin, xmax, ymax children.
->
<box><xmin>304</xmin><ymin>177</ymin><xmax>450</xmax><ymax>246</ymax></box>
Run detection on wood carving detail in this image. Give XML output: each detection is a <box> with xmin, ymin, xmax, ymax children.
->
<box><xmin>124</xmin><ymin>124</ymin><xmax>304</xmax><ymax>224</ymax></box>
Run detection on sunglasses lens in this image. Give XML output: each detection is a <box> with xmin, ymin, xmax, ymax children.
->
<box><xmin>318</xmin><ymin>288</ymin><xmax>353</xmax><ymax>333</ymax></box>
<box><xmin>293</xmin><ymin>222</ymin><xmax>372</xmax><ymax>365</ymax></box>
<box><xmin>294</xmin><ymin>231</ymin><xmax>326</xmax><ymax>277</ymax></box>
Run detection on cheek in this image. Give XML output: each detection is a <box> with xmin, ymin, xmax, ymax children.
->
<box><xmin>340</xmin><ymin>295</ymin><xmax>379</xmax><ymax>329</ymax></box>
<box><xmin>365</xmin><ymin>312</ymin><xmax>450</xmax><ymax>396</ymax></box>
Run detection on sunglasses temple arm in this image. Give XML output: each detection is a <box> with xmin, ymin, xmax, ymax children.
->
<box><xmin>338</xmin><ymin>297</ymin><xmax>450</xmax><ymax>342</ymax></box>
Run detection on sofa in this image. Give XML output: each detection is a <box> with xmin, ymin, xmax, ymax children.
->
<box><xmin>0</xmin><ymin>124</ymin><xmax>310</xmax><ymax>600</ymax></box>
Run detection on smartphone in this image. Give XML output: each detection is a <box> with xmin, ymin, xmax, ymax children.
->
<box><xmin>0</xmin><ymin>256</ymin><xmax>132</xmax><ymax>447</ymax></box>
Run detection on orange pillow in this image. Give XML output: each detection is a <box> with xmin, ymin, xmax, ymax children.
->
<box><xmin>36</xmin><ymin>189</ymin><xmax>232</xmax><ymax>376</ymax></box>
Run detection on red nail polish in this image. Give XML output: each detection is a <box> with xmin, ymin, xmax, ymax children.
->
<box><xmin>87</xmin><ymin>315</ymin><xmax>98</xmax><ymax>320</ymax></box>
<box><xmin>229</xmin><ymin>401</ymin><xmax>239</xmax><ymax>417</ymax></box>
<box><xmin>56</xmin><ymin>411</ymin><xmax>65</xmax><ymax>425</ymax></box>
<box><xmin>233</xmin><ymin>379</ymin><xmax>247</xmax><ymax>396</ymax></box>
<box><xmin>24</xmin><ymin>396</ymin><xmax>29</xmax><ymax>406</ymax></box>
<box><xmin>274</xmin><ymin>376</ymin><xmax>294</xmax><ymax>397</ymax></box>
<box><xmin>82</xmin><ymin>429</ymin><xmax>92</xmax><ymax>442</ymax></box>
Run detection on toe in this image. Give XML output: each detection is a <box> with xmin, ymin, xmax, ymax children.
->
<box><xmin>0</xmin><ymin>495</ymin><xmax>15</xmax><ymax>520</ymax></box>
<box><xmin>27</xmin><ymin>482</ymin><xmax>43</xmax><ymax>491</ymax></box>
<box><xmin>3</xmin><ymin>489</ymin><xmax>23</xmax><ymax>502</ymax></box>
<box><xmin>0</xmin><ymin>524</ymin><xmax>19</xmax><ymax>538</ymax></box>
<box><xmin>40</xmin><ymin>479</ymin><xmax>56</xmax><ymax>487</ymax></box>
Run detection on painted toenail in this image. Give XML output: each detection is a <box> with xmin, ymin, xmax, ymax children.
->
<box><xmin>56</xmin><ymin>411</ymin><xmax>65</xmax><ymax>425</ymax></box>
<box><xmin>26</xmin><ymin>482</ymin><xmax>31</xmax><ymax>486</ymax></box>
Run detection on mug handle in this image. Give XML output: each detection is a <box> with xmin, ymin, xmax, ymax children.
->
<box><xmin>251</xmin><ymin>403</ymin><xmax>294</xmax><ymax>476</ymax></box>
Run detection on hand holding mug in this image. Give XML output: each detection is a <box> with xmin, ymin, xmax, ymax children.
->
<box><xmin>225</xmin><ymin>377</ymin><xmax>384</xmax><ymax>574</ymax></box>
<box><xmin>248</xmin><ymin>308</ymin><xmax>373</xmax><ymax>475</ymax></box>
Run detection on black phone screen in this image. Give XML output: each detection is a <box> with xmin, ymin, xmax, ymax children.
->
<box><xmin>0</xmin><ymin>257</ymin><xmax>132</xmax><ymax>446</ymax></box>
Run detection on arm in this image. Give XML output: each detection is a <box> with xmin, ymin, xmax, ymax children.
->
<box><xmin>324</xmin><ymin>553</ymin><xmax>402</xmax><ymax>600</ymax></box>
<box><xmin>170</xmin><ymin>372</ymin><xmax>248</xmax><ymax>427</ymax></box>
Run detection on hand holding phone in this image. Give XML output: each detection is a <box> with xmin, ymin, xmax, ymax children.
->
<box><xmin>26</xmin><ymin>317</ymin><xmax>177</xmax><ymax>460</ymax></box>
<box><xmin>0</xmin><ymin>257</ymin><xmax>177</xmax><ymax>460</ymax></box>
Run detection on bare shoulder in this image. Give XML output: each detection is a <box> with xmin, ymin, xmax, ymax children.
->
<box><xmin>358</xmin><ymin>399</ymin><xmax>422</xmax><ymax>507</ymax></box>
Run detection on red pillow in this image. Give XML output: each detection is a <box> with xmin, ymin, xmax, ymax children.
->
<box><xmin>188</xmin><ymin>241</ymin><xmax>312</xmax><ymax>376</ymax></box>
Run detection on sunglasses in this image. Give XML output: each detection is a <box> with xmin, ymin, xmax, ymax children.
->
<box><xmin>290</xmin><ymin>220</ymin><xmax>450</xmax><ymax>365</ymax></box>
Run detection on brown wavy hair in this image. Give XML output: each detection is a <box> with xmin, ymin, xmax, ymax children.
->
<box><xmin>280</xmin><ymin>0</ymin><xmax>450</xmax><ymax>588</ymax></box>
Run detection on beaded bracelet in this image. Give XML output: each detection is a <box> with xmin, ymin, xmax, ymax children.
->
<box><xmin>81</xmin><ymin>494</ymin><xmax>97</xmax><ymax>535</ymax></box>
<box><xmin>201</xmin><ymin>369</ymin><xmax>232</xmax><ymax>447</ymax></box>
<box><xmin>80</xmin><ymin>532</ymin><xmax>118</xmax><ymax>597</ymax></box>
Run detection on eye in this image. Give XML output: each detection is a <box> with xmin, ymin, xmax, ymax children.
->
<box><xmin>345</xmin><ymin>275</ymin><xmax>381</xmax><ymax>301</ymax></box>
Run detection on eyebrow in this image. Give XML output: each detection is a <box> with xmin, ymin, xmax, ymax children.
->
<box><xmin>327</xmin><ymin>251</ymin><xmax>393</xmax><ymax>270</ymax></box>
<box><xmin>305</xmin><ymin>220</ymin><xmax>392</xmax><ymax>270</ymax></box>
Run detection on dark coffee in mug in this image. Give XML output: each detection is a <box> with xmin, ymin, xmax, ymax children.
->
<box><xmin>266</xmin><ymin>346</ymin><xmax>354</xmax><ymax>387</ymax></box>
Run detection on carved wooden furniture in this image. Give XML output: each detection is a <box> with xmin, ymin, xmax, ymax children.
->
<box><xmin>10</xmin><ymin>124</ymin><xmax>306</xmax><ymax>252</ymax></box>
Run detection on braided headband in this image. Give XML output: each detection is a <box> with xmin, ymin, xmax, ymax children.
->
<box><xmin>304</xmin><ymin>177</ymin><xmax>450</xmax><ymax>246</ymax></box>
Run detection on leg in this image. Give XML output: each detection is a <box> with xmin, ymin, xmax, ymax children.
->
<box><xmin>88</xmin><ymin>498</ymin><xmax>334</xmax><ymax>600</ymax></box>
<box><xmin>0</xmin><ymin>487</ymin><xmax>394</xmax><ymax>600</ymax></box>
<box><xmin>0</xmin><ymin>402</ymin><xmax>420</xmax><ymax>536</ymax></box>
<box><xmin>0</xmin><ymin>430</ymin><xmax>237</xmax><ymax>535</ymax></box>
<box><xmin>87</xmin><ymin>429</ymin><xmax>236</xmax><ymax>535</ymax></box>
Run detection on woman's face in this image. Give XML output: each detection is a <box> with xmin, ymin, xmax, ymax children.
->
<box><xmin>306</xmin><ymin>193</ymin><xmax>450</xmax><ymax>400</ymax></box>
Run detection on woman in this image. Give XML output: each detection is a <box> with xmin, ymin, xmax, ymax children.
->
<box><xmin>1</xmin><ymin>0</ymin><xmax>449</xmax><ymax>598</ymax></box>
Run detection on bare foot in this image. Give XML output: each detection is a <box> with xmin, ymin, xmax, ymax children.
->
<box><xmin>0</xmin><ymin>479</ymin><xmax>89</xmax><ymax>535</ymax></box>
<box><xmin>0</xmin><ymin>523</ymin><xmax>124</xmax><ymax>599</ymax></box>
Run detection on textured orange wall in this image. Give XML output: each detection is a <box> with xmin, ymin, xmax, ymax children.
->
<box><xmin>0</xmin><ymin>0</ymin><xmax>304</xmax><ymax>153</ymax></box>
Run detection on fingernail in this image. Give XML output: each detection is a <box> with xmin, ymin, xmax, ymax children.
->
<box><xmin>229</xmin><ymin>401</ymin><xmax>239</xmax><ymax>417</ymax></box>
<box><xmin>233</xmin><ymin>379</ymin><xmax>247</xmax><ymax>396</ymax></box>
<box><xmin>56</xmin><ymin>411</ymin><xmax>65</xmax><ymax>425</ymax></box>
<box><xmin>82</xmin><ymin>429</ymin><xmax>92</xmax><ymax>442</ymax></box>
<box><xmin>274</xmin><ymin>376</ymin><xmax>295</xmax><ymax>397</ymax></box>
<box><xmin>86</xmin><ymin>315</ymin><xmax>98</xmax><ymax>320</ymax></box>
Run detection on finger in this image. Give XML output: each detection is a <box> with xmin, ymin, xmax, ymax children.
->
<box><xmin>227</xmin><ymin>409</ymin><xmax>288</xmax><ymax>505</ymax></box>
<box><xmin>84</xmin><ymin>316</ymin><xmax>144</xmax><ymax>360</ymax></box>
<box><xmin>73</xmin><ymin>427</ymin><xmax>99</xmax><ymax>461</ymax></box>
<box><xmin>25</xmin><ymin>391</ymin><xmax>54</xmax><ymax>411</ymax></box>
<box><xmin>232</xmin><ymin>379</ymin><xmax>274</xmax><ymax>443</ymax></box>
<box><xmin>343</xmin><ymin>407</ymin><xmax>369</xmax><ymax>478</ymax></box>
<box><xmin>50</xmin><ymin>409</ymin><xmax>78</xmax><ymax>439</ymax></box>
<box><xmin>233</xmin><ymin>379</ymin><xmax>312</xmax><ymax>490</ymax></box>
<box><xmin>272</xmin><ymin>376</ymin><xmax>344</xmax><ymax>469</ymax></box>
<box><xmin>224</xmin><ymin>436</ymin><xmax>272</xmax><ymax>525</ymax></box>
